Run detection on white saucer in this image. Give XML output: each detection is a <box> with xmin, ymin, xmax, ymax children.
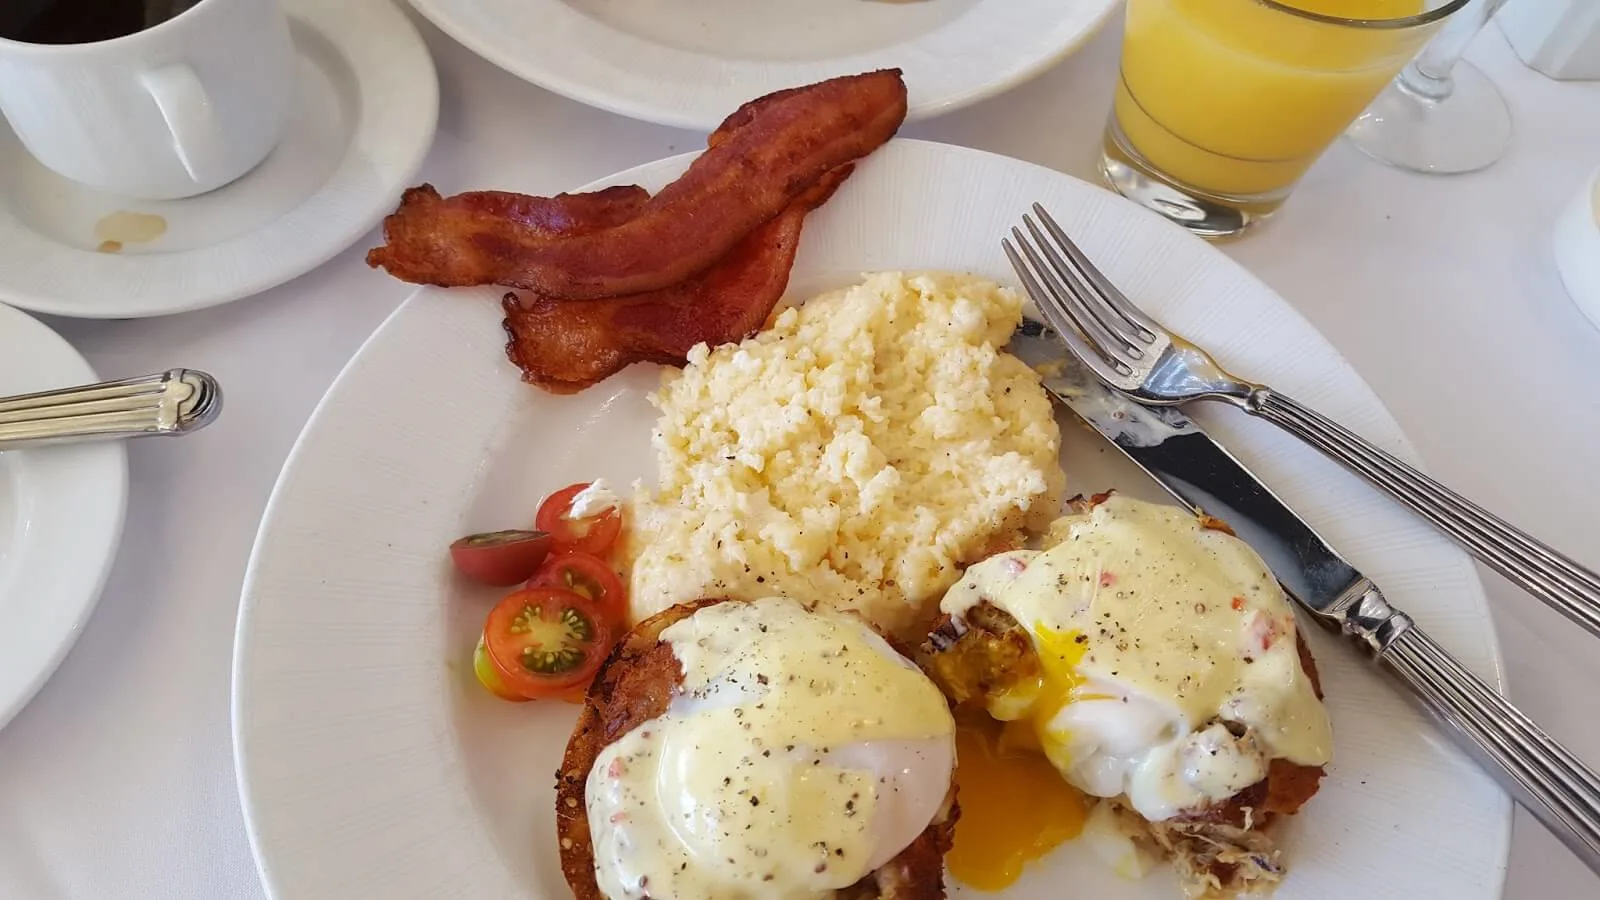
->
<box><xmin>0</xmin><ymin>0</ymin><xmax>439</xmax><ymax>319</ymax></box>
<box><xmin>0</xmin><ymin>304</ymin><xmax>126</xmax><ymax>731</ymax></box>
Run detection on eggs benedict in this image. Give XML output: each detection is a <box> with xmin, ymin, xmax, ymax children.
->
<box><xmin>558</xmin><ymin>596</ymin><xmax>959</xmax><ymax>899</ymax></box>
<box><xmin>921</xmin><ymin>493</ymin><xmax>1331</xmax><ymax>898</ymax></box>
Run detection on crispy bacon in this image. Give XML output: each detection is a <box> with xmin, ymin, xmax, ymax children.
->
<box><xmin>367</xmin><ymin>69</ymin><xmax>906</xmax><ymax>299</ymax></box>
<box><xmin>365</xmin><ymin>184</ymin><xmax>648</xmax><ymax>284</ymax></box>
<box><xmin>501</xmin><ymin>166</ymin><xmax>850</xmax><ymax>392</ymax></box>
<box><xmin>706</xmin><ymin>82</ymin><xmax>810</xmax><ymax>148</ymax></box>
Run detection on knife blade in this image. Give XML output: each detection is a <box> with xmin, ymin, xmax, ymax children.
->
<box><xmin>1010</xmin><ymin>319</ymin><xmax>1600</xmax><ymax>873</ymax></box>
<box><xmin>1011</xmin><ymin>319</ymin><xmax>1382</xmax><ymax>636</ymax></box>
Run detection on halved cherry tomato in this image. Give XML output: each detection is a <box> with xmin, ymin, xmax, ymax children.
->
<box><xmin>472</xmin><ymin>635</ymin><xmax>531</xmax><ymax>702</ymax></box>
<box><xmin>530</xmin><ymin>551</ymin><xmax>627</xmax><ymax>627</ymax></box>
<box><xmin>450</xmin><ymin>529</ymin><xmax>553</xmax><ymax>586</ymax></box>
<box><xmin>484</xmin><ymin>586</ymin><xmax>612</xmax><ymax>700</ymax></box>
<box><xmin>535</xmin><ymin>483</ymin><xmax>622</xmax><ymax>557</ymax></box>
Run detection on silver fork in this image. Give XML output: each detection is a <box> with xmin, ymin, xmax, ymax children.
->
<box><xmin>1004</xmin><ymin>203</ymin><xmax>1600</xmax><ymax>639</ymax></box>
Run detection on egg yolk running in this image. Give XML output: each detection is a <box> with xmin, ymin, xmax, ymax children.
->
<box><xmin>946</xmin><ymin>711</ymin><xmax>1089</xmax><ymax>890</ymax></box>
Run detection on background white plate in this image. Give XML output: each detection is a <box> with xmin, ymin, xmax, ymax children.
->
<box><xmin>0</xmin><ymin>0</ymin><xmax>437</xmax><ymax>319</ymax></box>
<box><xmin>0</xmin><ymin>304</ymin><xmax>126</xmax><ymax>730</ymax></box>
<box><xmin>233</xmin><ymin>140</ymin><xmax>1509</xmax><ymax>898</ymax></box>
<box><xmin>407</xmin><ymin>0</ymin><xmax>1121</xmax><ymax>130</ymax></box>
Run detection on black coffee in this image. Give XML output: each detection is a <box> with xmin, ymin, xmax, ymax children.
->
<box><xmin>0</xmin><ymin>0</ymin><xmax>201</xmax><ymax>45</ymax></box>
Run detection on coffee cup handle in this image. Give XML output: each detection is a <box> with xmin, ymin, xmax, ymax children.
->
<box><xmin>140</xmin><ymin>64</ymin><xmax>227</xmax><ymax>187</ymax></box>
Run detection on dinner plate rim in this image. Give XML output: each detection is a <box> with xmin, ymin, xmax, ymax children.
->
<box><xmin>0</xmin><ymin>303</ymin><xmax>128</xmax><ymax>732</ymax></box>
<box><xmin>232</xmin><ymin>137</ymin><xmax>1511</xmax><ymax>899</ymax></box>
<box><xmin>404</xmin><ymin>0</ymin><xmax>1122</xmax><ymax>130</ymax></box>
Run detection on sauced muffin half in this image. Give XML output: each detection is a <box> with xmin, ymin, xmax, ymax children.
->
<box><xmin>920</xmin><ymin>493</ymin><xmax>1329</xmax><ymax>899</ymax></box>
<box><xmin>559</xmin><ymin>597</ymin><xmax>960</xmax><ymax>899</ymax></box>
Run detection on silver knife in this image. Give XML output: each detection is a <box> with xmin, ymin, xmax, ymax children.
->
<box><xmin>0</xmin><ymin>369</ymin><xmax>222</xmax><ymax>449</ymax></box>
<box><xmin>1012</xmin><ymin>320</ymin><xmax>1600</xmax><ymax>875</ymax></box>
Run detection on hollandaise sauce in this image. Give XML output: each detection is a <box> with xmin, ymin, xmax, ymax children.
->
<box><xmin>941</xmin><ymin>495</ymin><xmax>1333</xmax><ymax>824</ymax></box>
<box><xmin>586</xmin><ymin>597</ymin><xmax>955</xmax><ymax>899</ymax></box>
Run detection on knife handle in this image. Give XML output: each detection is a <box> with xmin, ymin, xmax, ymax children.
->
<box><xmin>1383</xmin><ymin>625</ymin><xmax>1600</xmax><ymax>874</ymax></box>
<box><xmin>0</xmin><ymin>369</ymin><xmax>222</xmax><ymax>449</ymax></box>
<box><xmin>1247</xmin><ymin>388</ymin><xmax>1600</xmax><ymax>639</ymax></box>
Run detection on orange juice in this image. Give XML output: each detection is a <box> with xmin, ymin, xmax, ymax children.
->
<box><xmin>1104</xmin><ymin>0</ymin><xmax>1461</xmax><ymax>229</ymax></box>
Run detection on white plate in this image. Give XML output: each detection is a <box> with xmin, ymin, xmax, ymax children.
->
<box><xmin>233</xmin><ymin>140</ymin><xmax>1510</xmax><ymax>899</ymax></box>
<box><xmin>0</xmin><ymin>304</ymin><xmax>126</xmax><ymax>730</ymax></box>
<box><xmin>0</xmin><ymin>0</ymin><xmax>437</xmax><ymax>319</ymax></box>
<box><xmin>408</xmin><ymin>0</ymin><xmax>1121</xmax><ymax>130</ymax></box>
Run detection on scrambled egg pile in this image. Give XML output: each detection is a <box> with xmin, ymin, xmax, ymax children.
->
<box><xmin>627</xmin><ymin>271</ymin><xmax>1064</xmax><ymax>637</ymax></box>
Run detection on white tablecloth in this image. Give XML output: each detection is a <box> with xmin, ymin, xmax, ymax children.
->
<box><xmin>1</xmin><ymin>11</ymin><xmax>1596</xmax><ymax>899</ymax></box>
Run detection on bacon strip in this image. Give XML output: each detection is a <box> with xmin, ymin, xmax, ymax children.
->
<box><xmin>367</xmin><ymin>69</ymin><xmax>906</xmax><ymax>299</ymax></box>
<box><xmin>501</xmin><ymin>167</ymin><xmax>851</xmax><ymax>393</ymax></box>
<box><xmin>365</xmin><ymin>183</ymin><xmax>648</xmax><ymax>283</ymax></box>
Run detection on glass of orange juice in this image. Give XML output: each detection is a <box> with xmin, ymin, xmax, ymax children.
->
<box><xmin>1101</xmin><ymin>0</ymin><xmax>1471</xmax><ymax>238</ymax></box>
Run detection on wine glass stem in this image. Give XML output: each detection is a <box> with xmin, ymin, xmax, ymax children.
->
<box><xmin>1399</xmin><ymin>0</ymin><xmax>1511</xmax><ymax>102</ymax></box>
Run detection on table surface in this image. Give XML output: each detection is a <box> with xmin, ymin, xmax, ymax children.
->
<box><xmin>1</xmin><ymin>10</ymin><xmax>1596</xmax><ymax>900</ymax></box>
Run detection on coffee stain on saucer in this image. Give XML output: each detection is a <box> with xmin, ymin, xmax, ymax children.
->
<box><xmin>94</xmin><ymin>211</ymin><xmax>167</xmax><ymax>253</ymax></box>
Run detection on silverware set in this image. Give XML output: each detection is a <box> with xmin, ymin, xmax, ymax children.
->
<box><xmin>1006</xmin><ymin>203</ymin><xmax>1600</xmax><ymax>876</ymax></box>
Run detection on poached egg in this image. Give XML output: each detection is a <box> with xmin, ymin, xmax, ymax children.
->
<box><xmin>586</xmin><ymin>597</ymin><xmax>956</xmax><ymax>899</ymax></box>
<box><xmin>939</xmin><ymin>494</ymin><xmax>1332</xmax><ymax>880</ymax></box>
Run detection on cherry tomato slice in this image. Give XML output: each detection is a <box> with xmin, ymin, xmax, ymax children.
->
<box><xmin>472</xmin><ymin>635</ymin><xmax>531</xmax><ymax>702</ymax></box>
<box><xmin>484</xmin><ymin>587</ymin><xmax>612</xmax><ymax>700</ymax></box>
<box><xmin>535</xmin><ymin>483</ymin><xmax>623</xmax><ymax>557</ymax></box>
<box><xmin>530</xmin><ymin>551</ymin><xmax>627</xmax><ymax>628</ymax></box>
<box><xmin>450</xmin><ymin>530</ymin><xmax>554</xmax><ymax>586</ymax></box>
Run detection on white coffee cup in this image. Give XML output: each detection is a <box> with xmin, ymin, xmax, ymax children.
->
<box><xmin>0</xmin><ymin>0</ymin><xmax>296</xmax><ymax>201</ymax></box>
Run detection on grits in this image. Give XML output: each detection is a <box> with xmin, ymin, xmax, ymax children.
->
<box><xmin>626</xmin><ymin>271</ymin><xmax>1064</xmax><ymax>637</ymax></box>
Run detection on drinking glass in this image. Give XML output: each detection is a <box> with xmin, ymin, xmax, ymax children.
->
<box><xmin>1100</xmin><ymin>0</ymin><xmax>1471</xmax><ymax>239</ymax></box>
<box><xmin>1345</xmin><ymin>0</ymin><xmax>1513</xmax><ymax>174</ymax></box>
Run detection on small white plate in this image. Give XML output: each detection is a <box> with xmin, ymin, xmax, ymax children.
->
<box><xmin>0</xmin><ymin>304</ymin><xmax>126</xmax><ymax>731</ymax></box>
<box><xmin>234</xmin><ymin>140</ymin><xmax>1509</xmax><ymax>899</ymax></box>
<box><xmin>0</xmin><ymin>0</ymin><xmax>438</xmax><ymax>319</ymax></box>
<box><xmin>408</xmin><ymin>0</ymin><xmax>1121</xmax><ymax>130</ymax></box>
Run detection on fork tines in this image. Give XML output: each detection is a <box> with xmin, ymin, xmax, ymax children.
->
<box><xmin>1003</xmin><ymin>203</ymin><xmax>1161</xmax><ymax>388</ymax></box>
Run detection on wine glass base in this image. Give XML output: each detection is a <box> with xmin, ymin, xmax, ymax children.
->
<box><xmin>1346</xmin><ymin>61</ymin><xmax>1512</xmax><ymax>175</ymax></box>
